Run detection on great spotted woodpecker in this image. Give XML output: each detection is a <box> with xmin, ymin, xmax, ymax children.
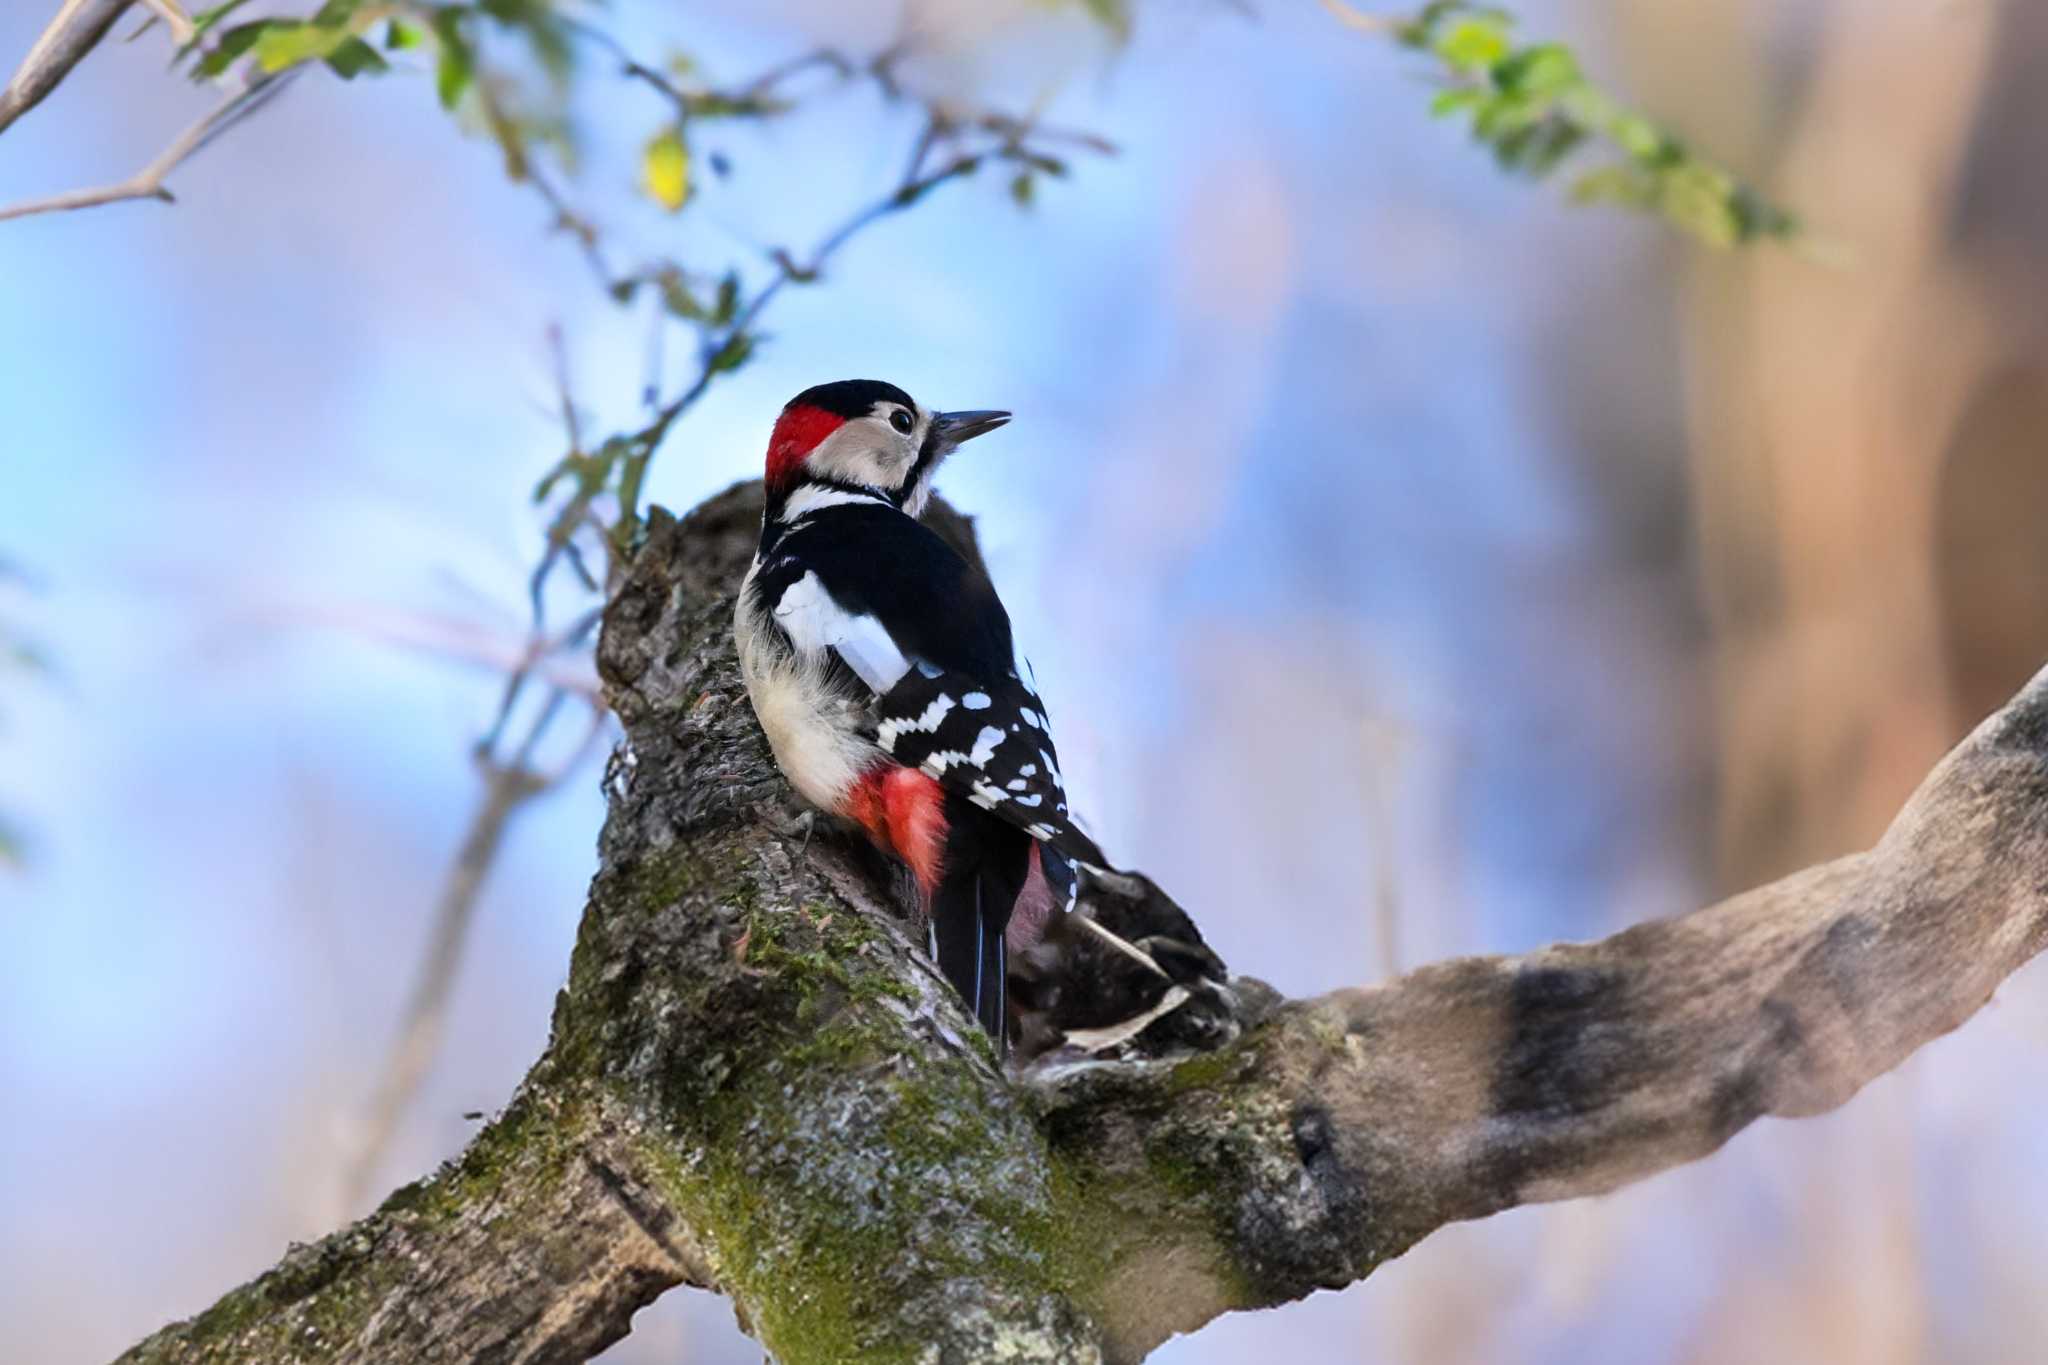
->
<box><xmin>734</xmin><ymin>379</ymin><xmax>1106</xmax><ymax>1050</ymax></box>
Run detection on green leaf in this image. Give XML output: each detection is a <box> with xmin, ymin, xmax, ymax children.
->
<box><xmin>711</xmin><ymin>272</ymin><xmax>740</xmax><ymax>325</ymax></box>
<box><xmin>1076</xmin><ymin>0</ymin><xmax>1132</xmax><ymax>43</ymax></box>
<box><xmin>1436</xmin><ymin>17</ymin><xmax>1512</xmax><ymax>73</ymax></box>
<box><xmin>1569</xmin><ymin>164</ymin><xmax>1656</xmax><ymax>209</ymax></box>
<box><xmin>1494</xmin><ymin>117</ymin><xmax>1585</xmax><ymax>175</ymax></box>
<box><xmin>191</xmin><ymin>19</ymin><xmax>273</xmax><ymax>78</ymax></box>
<box><xmin>477</xmin><ymin>0</ymin><xmax>575</xmax><ymax>84</ymax></box>
<box><xmin>385</xmin><ymin>19</ymin><xmax>422</xmax><ymax>51</ymax></box>
<box><xmin>325</xmin><ymin>36</ymin><xmax>389</xmax><ymax>79</ymax></box>
<box><xmin>1471</xmin><ymin>91</ymin><xmax>1541</xmax><ymax>141</ymax></box>
<box><xmin>1606</xmin><ymin>111</ymin><xmax>1668</xmax><ymax>162</ymax></box>
<box><xmin>1429</xmin><ymin>87</ymin><xmax>1487</xmax><ymax>119</ymax></box>
<box><xmin>185</xmin><ymin>0</ymin><xmax>251</xmax><ymax>45</ymax></box>
<box><xmin>657</xmin><ymin>270</ymin><xmax>705</xmax><ymax>320</ymax></box>
<box><xmin>1495</xmin><ymin>42</ymin><xmax>1579</xmax><ymax>97</ymax></box>
<box><xmin>707</xmin><ymin>331</ymin><xmax>754</xmax><ymax>375</ymax></box>
<box><xmin>1010</xmin><ymin>172</ymin><xmax>1036</xmax><ymax>207</ymax></box>
<box><xmin>431</xmin><ymin>8</ymin><xmax>474</xmax><ymax>110</ymax></box>
<box><xmin>1369</xmin><ymin>4</ymin><xmax>1804</xmax><ymax>249</ymax></box>
<box><xmin>1728</xmin><ymin>185</ymin><xmax>1798</xmax><ymax>242</ymax></box>
<box><xmin>310</xmin><ymin>0</ymin><xmax>364</xmax><ymax>24</ymax></box>
<box><xmin>1658</xmin><ymin>161</ymin><xmax>1741</xmax><ymax>247</ymax></box>
<box><xmin>252</xmin><ymin>22</ymin><xmax>353</xmax><ymax>74</ymax></box>
<box><xmin>641</xmin><ymin>128</ymin><xmax>691</xmax><ymax>212</ymax></box>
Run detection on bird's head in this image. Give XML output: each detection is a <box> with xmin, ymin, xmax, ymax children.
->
<box><xmin>764</xmin><ymin>378</ymin><xmax>1010</xmax><ymax>518</ymax></box>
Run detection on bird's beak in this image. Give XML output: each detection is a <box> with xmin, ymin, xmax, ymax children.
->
<box><xmin>932</xmin><ymin>409</ymin><xmax>1011</xmax><ymax>449</ymax></box>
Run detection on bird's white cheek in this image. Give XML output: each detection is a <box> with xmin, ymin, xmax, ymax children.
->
<box><xmin>807</xmin><ymin>427</ymin><xmax>905</xmax><ymax>491</ymax></box>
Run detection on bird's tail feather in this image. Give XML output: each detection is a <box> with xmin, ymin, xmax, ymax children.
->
<box><xmin>932</xmin><ymin>861</ymin><xmax>1015</xmax><ymax>1053</ymax></box>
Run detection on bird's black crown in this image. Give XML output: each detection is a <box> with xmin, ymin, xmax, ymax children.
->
<box><xmin>787</xmin><ymin>379</ymin><xmax>916</xmax><ymax>418</ymax></box>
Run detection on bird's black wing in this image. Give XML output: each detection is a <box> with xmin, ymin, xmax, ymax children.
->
<box><xmin>766</xmin><ymin>504</ymin><xmax>1107</xmax><ymax>871</ymax></box>
<box><xmin>877</xmin><ymin>657</ymin><xmax>1106</xmax><ymax>873</ymax></box>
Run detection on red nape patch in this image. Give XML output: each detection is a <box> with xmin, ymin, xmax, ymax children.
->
<box><xmin>845</xmin><ymin>763</ymin><xmax>947</xmax><ymax>896</ymax></box>
<box><xmin>765</xmin><ymin>403</ymin><xmax>846</xmax><ymax>492</ymax></box>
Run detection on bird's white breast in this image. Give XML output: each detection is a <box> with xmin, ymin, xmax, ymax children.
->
<box><xmin>735</xmin><ymin>560</ymin><xmax>885</xmax><ymax>814</ymax></box>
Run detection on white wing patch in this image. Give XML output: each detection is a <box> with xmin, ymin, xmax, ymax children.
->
<box><xmin>772</xmin><ymin>570</ymin><xmax>911</xmax><ymax>694</ymax></box>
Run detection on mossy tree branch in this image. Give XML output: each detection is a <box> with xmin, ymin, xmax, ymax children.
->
<box><xmin>119</xmin><ymin>483</ymin><xmax>2048</xmax><ymax>1364</ymax></box>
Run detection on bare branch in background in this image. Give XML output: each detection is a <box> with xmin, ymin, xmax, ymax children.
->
<box><xmin>341</xmin><ymin>686</ymin><xmax>606</xmax><ymax>1210</ymax></box>
<box><xmin>0</xmin><ymin>0</ymin><xmax>132</xmax><ymax>139</ymax></box>
<box><xmin>1318</xmin><ymin>0</ymin><xmax>1399</xmax><ymax>35</ymax></box>
<box><xmin>278</xmin><ymin>600</ymin><xmax>602</xmax><ymax>704</ymax></box>
<box><xmin>0</xmin><ymin>69</ymin><xmax>294</xmax><ymax>222</ymax></box>
<box><xmin>116</xmin><ymin>487</ymin><xmax>2048</xmax><ymax>1364</ymax></box>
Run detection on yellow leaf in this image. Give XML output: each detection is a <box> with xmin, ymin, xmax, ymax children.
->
<box><xmin>642</xmin><ymin>129</ymin><xmax>691</xmax><ymax>213</ymax></box>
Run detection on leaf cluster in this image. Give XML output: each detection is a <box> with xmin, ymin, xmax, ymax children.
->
<box><xmin>1398</xmin><ymin>2</ymin><xmax>1798</xmax><ymax>246</ymax></box>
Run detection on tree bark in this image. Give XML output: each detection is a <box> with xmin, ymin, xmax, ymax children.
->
<box><xmin>118</xmin><ymin>482</ymin><xmax>2048</xmax><ymax>1364</ymax></box>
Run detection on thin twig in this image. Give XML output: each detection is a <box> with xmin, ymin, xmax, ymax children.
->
<box><xmin>562</xmin><ymin>19</ymin><xmax>856</xmax><ymax>122</ymax></box>
<box><xmin>524</xmin><ymin>161</ymin><xmax>618</xmax><ymax>295</ymax></box>
<box><xmin>1317</xmin><ymin>0</ymin><xmax>1402</xmax><ymax>34</ymax></box>
<box><xmin>135</xmin><ymin>0</ymin><xmax>193</xmax><ymax>45</ymax></box>
<box><xmin>627</xmin><ymin>147</ymin><xmax>990</xmax><ymax>470</ymax></box>
<box><xmin>341</xmin><ymin>756</ymin><xmax>543</xmax><ymax>1209</ymax></box>
<box><xmin>547</xmin><ymin>323</ymin><xmax>584</xmax><ymax>456</ymax></box>
<box><xmin>0</xmin><ymin>70</ymin><xmax>293</xmax><ymax>222</ymax></box>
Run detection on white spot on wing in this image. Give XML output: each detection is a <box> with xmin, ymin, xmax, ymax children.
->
<box><xmin>969</xmin><ymin>726</ymin><xmax>1005</xmax><ymax>766</ymax></box>
<box><xmin>962</xmin><ymin>692</ymin><xmax>991</xmax><ymax>710</ymax></box>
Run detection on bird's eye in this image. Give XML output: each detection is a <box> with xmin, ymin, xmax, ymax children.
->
<box><xmin>889</xmin><ymin>409</ymin><xmax>915</xmax><ymax>435</ymax></box>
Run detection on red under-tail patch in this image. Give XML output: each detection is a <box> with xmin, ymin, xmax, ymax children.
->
<box><xmin>844</xmin><ymin>763</ymin><xmax>947</xmax><ymax>897</ymax></box>
<box><xmin>766</xmin><ymin>403</ymin><xmax>846</xmax><ymax>493</ymax></box>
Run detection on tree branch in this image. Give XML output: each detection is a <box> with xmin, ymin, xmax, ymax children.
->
<box><xmin>118</xmin><ymin>483</ymin><xmax>2048</xmax><ymax>1363</ymax></box>
<box><xmin>0</xmin><ymin>70</ymin><xmax>291</xmax><ymax>223</ymax></box>
<box><xmin>0</xmin><ymin>0</ymin><xmax>132</xmax><ymax>140</ymax></box>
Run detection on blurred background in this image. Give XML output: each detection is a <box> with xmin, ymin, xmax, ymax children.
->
<box><xmin>4</xmin><ymin>0</ymin><xmax>2048</xmax><ymax>1361</ymax></box>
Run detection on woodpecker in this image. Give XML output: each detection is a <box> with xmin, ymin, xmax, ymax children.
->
<box><xmin>734</xmin><ymin>379</ymin><xmax>1107</xmax><ymax>1051</ymax></box>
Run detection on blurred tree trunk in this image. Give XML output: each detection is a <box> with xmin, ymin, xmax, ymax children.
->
<box><xmin>1639</xmin><ymin>0</ymin><xmax>2002</xmax><ymax>887</ymax></box>
<box><xmin>1610</xmin><ymin>4</ymin><xmax>2031</xmax><ymax>1359</ymax></box>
